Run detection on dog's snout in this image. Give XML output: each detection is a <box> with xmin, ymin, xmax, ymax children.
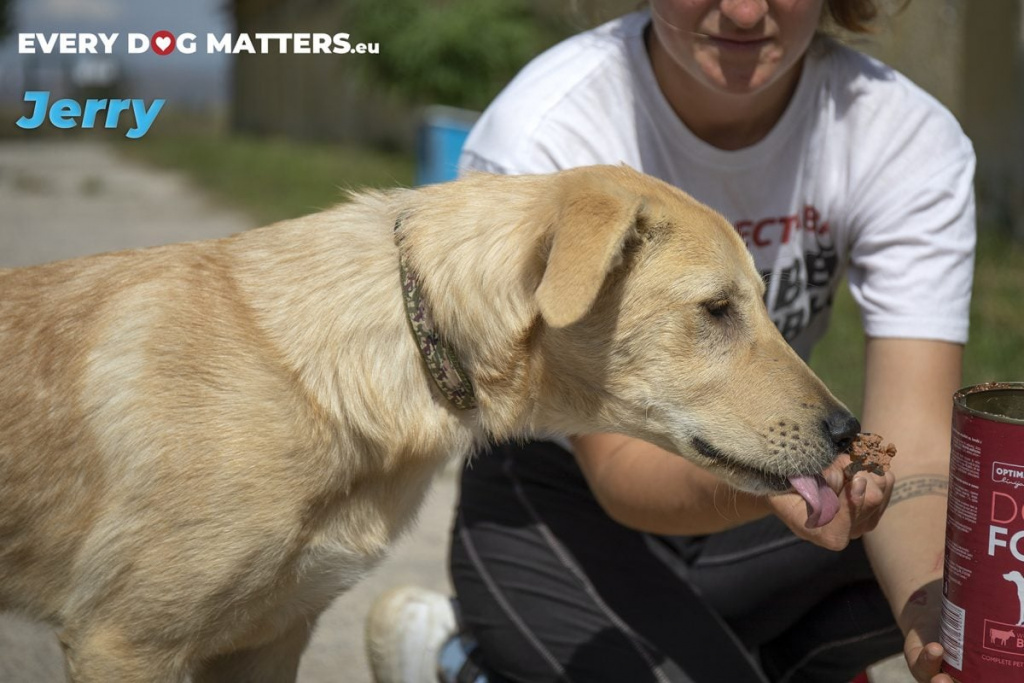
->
<box><xmin>823</xmin><ymin>412</ymin><xmax>861</xmax><ymax>451</ymax></box>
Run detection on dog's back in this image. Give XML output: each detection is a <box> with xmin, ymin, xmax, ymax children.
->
<box><xmin>0</xmin><ymin>244</ymin><xmax>305</xmax><ymax>613</ymax></box>
<box><xmin>0</xmin><ymin>198</ymin><xmax>436</xmax><ymax>633</ymax></box>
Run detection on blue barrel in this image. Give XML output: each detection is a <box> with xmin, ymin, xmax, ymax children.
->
<box><xmin>415</xmin><ymin>106</ymin><xmax>479</xmax><ymax>186</ymax></box>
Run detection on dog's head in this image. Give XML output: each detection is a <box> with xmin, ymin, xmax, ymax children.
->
<box><xmin>527</xmin><ymin>165</ymin><xmax>857</xmax><ymax>509</ymax></box>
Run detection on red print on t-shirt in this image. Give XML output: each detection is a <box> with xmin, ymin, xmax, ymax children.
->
<box><xmin>734</xmin><ymin>205</ymin><xmax>838</xmax><ymax>342</ymax></box>
<box><xmin>734</xmin><ymin>205</ymin><xmax>830</xmax><ymax>250</ymax></box>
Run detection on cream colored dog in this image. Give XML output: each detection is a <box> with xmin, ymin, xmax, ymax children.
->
<box><xmin>0</xmin><ymin>165</ymin><xmax>857</xmax><ymax>682</ymax></box>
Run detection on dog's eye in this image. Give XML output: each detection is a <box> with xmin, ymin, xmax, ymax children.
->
<box><xmin>703</xmin><ymin>298</ymin><xmax>731</xmax><ymax>318</ymax></box>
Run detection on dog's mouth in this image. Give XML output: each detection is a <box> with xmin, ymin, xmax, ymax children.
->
<box><xmin>691</xmin><ymin>437</ymin><xmax>839</xmax><ymax>528</ymax></box>
<box><xmin>786</xmin><ymin>474</ymin><xmax>840</xmax><ymax>528</ymax></box>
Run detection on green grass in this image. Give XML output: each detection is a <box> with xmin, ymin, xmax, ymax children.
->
<box><xmin>121</xmin><ymin>133</ymin><xmax>1024</xmax><ymax>415</ymax></box>
<box><xmin>121</xmin><ymin>133</ymin><xmax>414</xmax><ymax>225</ymax></box>
<box><xmin>810</xmin><ymin>224</ymin><xmax>1024</xmax><ymax>415</ymax></box>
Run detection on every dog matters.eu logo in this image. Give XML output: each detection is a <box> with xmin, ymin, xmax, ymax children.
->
<box><xmin>15</xmin><ymin>91</ymin><xmax>164</xmax><ymax>139</ymax></box>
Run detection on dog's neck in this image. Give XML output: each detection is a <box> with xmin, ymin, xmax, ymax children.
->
<box><xmin>395</xmin><ymin>216</ymin><xmax>477</xmax><ymax>411</ymax></box>
<box><xmin>395</xmin><ymin>181</ymin><xmax>556</xmax><ymax>438</ymax></box>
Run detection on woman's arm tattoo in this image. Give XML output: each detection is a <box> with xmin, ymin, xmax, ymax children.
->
<box><xmin>890</xmin><ymin>474</ymin><xmax>949</xmax><ymax>507</ymax></box>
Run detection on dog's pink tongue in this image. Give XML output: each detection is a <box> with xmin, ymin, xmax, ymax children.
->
<box><xmin>789</xmin><ymin>474</ymin><xmax>839</xmax><ymax>529</ymax></box>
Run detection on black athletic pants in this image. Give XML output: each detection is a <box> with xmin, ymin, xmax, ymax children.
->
<box><xmin>448</xmin><ymin>440</ymin><xmax>903</xmax><ymax>683</ymax></box>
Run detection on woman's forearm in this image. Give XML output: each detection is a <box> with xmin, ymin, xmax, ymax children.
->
<box><xmin>859</xmin><ymin>338</ymin><xmax>961</xmax><ymax>631</ymax></box>
<box><xmin>572</xmin><ymin>432</ymin><xmax>774</xmax><ymax>535</ymax></box>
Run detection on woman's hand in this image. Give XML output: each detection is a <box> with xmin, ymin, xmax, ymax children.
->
<box><xmin>768</xmin><ymin>454</ymin><xmax>894</xmax><ymax>551</ymax></box>
<box><xmin>904</xmin><ymin>630</ymin><xmax>953</xmax><ymax>682</ymax></box>
<box><xmin>574</xmin><ymin>433</ymin><xmax>894</xmax><ymax>543</ymax></box>
<box><xmin>900</xmin><ymin>580</ymin><xmax>955</xmax><ymax>682</ymax></box>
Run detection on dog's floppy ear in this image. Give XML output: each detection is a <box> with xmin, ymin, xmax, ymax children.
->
<box><xmin>536</xmin><ymin>170</ymin><xmax>645</xmax><ymax>328</ymax></box>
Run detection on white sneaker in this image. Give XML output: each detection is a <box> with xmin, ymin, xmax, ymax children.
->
<box><xmin>366</xmin><ymin>586</ymin><xmax>457</xmax><ymax>683</ymax></box>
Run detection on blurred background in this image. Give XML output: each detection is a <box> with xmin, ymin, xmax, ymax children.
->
<box><xmin>2</xmin><ymin>0</ymin><xmax>1021</xmax><ymax>407</ymax></box>
<box><xmin>0</xmin><ymin>1</ymin><xmax>1022</xmax><ymax>681</ymax></box>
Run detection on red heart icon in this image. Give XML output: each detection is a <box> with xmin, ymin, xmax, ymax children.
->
<box><xmin>151</xmin><ymin>31</ymin><xmax>175</xmax><ymax>56</ymax></box>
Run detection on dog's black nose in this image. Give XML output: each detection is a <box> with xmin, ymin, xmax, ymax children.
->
<box><xmin>824</xmin><ymin>412</ymin><xmax>861</xmax><ymax>451</ymax></box>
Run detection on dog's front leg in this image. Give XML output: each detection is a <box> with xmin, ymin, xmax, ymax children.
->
<box><xmin>191</xmin><ymin>620</ymin><xmax>313</xmax><ymax>683</ymax></box>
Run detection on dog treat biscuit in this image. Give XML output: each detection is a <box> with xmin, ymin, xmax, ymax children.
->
<box><xmin>844</xmin><ymin>432</ymin><xmax>897</xmax><ymax>477</ymax></box>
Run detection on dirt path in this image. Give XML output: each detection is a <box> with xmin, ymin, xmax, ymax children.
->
<box><xmin>0</xmin><ymin>140</ymin><xmax>455</xmax><ymax>683</ymax></box>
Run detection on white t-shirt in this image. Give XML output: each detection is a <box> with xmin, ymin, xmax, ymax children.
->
<box><xmin>459</xmin><ymin>10</ymin><xmax>976</xmax><ymax>360</ymax></box>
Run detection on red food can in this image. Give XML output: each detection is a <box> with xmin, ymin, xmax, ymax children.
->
<box><xmin>941</xmin><ymin>382</ymin><xmax>1024</xmax><ymax>682</ymax></box>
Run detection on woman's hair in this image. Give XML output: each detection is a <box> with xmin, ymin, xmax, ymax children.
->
<box><xmin>825</xmin><ymin>0</ymin><xmax>908</xmax><ymax>34</ymax></box>
<box><xmin>587</xmin><ymin>1</ymin><xmax>907</xmax><ymax>35</ymax></box>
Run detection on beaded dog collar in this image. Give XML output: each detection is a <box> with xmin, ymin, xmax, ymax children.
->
<box><xmin>395</xmin><ymin>217</ymin><xmax>478</xmax><ymax>411</ymax></box>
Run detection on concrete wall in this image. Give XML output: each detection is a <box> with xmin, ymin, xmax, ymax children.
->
<box><xmin>854</xmin><ymin>0</ymin><xmax>966</xmax><ymax>114</ymax></box>
<box><xmin>856</xmin><ymin>0</ymin><xmax>1024</xmax><ymax>234</ymax></box>
<box><xmin>962</xmin><ymin>0</ymin><xmax>1024</xmax><ymax>235</ymax></box>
